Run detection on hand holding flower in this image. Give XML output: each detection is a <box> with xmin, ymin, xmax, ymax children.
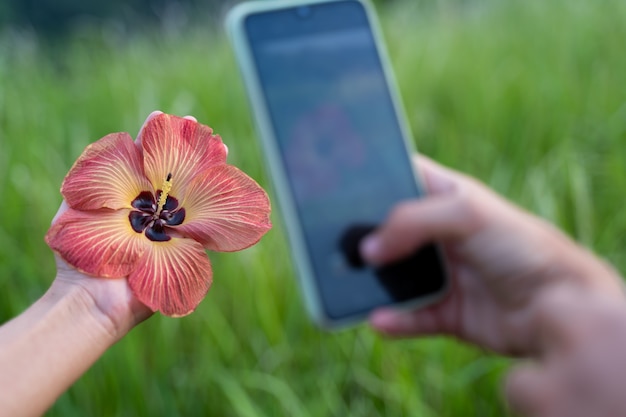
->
<box><xmin>46</xmin><ymin>112</ymin><xmax>271</xmax><ymax>318</ymax></box>
<box><xmin>49</xmin><ymin>201</ymin><xmax>153</xmax><ymax>339</ymax></box>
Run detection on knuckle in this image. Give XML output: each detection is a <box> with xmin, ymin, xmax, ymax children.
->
<box><xmin>388</xmin><ymin>201</ymin><xmax>417</xmax><ymax>222</ymax></box>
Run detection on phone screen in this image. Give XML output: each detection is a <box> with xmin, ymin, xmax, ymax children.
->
<box><xmin>244</xmin><ymin>0</ymin><xmax>446</xmax><ymax>320</ymax></box>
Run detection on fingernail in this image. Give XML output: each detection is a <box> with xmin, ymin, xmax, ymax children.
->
<box><xmin>369</xmin><ymin>309</ymin><xmax>393</xmax><ymax>326</ymax></box>
<box><xmin>360</xmin><ymin>235</ymin><xmax>380</xmax><ymax>260</ymax></box>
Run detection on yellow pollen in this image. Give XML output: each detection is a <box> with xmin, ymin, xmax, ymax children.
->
<box><xmin>157</xmin><ymin>173</ymin><xmax>173</xmax><ymax>214</ymax></box>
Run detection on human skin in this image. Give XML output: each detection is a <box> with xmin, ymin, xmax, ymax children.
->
<box><xmin>506</xmin><ymin>286</ymin><xmax>626</xmax><ymax>417</ymax></box>
<box><xmin>0</xmin><ymin>255</ymin><xmax>152</xmax><ymax>417</ymax></box>
<box><xmin>362</xmin><ymin>155</ymin><xmax>625</xmax><ymax>356</ymax></box>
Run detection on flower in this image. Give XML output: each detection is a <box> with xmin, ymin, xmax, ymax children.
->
<box><xmin>46</xmin><ymin>112</ymin><xmax>272</xmax><ymax>317</ymax></box>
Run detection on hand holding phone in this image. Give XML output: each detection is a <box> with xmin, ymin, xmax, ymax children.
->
<box><xmin>226</xmin><ymin>0</ymin><xmax>448</xmax><ymax>328</ymax></box>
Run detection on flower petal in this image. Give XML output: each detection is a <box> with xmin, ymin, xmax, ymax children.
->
<box><xmin>135</xmin><ymin>110</ymin><xmax>163</xmax><ymax>145</ymax></box>
<box><xmin>62</xmin><ymin>132</ymin><xmax>153</xmax><ymax>210</ymax></box>
<box><xmin>45</xmin><ymin>208</ymin><xmax>147</xmax><ymax>277</ymax></box>
<box><xmin>141</xmin><ymin>113</ymin><xmax>227</xmax><ymax>198</ymax></box>
<box><xmin>128</xmin><ymin>238</ymin><xmax>212</xmax><ymax>317</ymax></box>
<box><xmin>176</xmin><ymin>165</ymin><xmax>272</xmax><ymax>252</ymax></box>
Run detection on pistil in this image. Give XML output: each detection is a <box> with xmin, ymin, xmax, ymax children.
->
<box><xmin>129</xmin><ymin>178</ymin><xmax>185</xmax><ymax>242</ymax></box>
<box><xmin>157</xmin><ymin>173</ymin><xmax>173</xmax><ymax>215</ymax></box>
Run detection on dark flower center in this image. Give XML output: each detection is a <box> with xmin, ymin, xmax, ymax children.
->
<box><xmin>129</xmin><ymin>190</ymin><xmax>186</xmax><ymax>242</ymax></box>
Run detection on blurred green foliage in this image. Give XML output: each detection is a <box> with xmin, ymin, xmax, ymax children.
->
<box><xmin>0</xmin><ymin>0</ymin><xmax>396</xmax><ymax>37</ymax></box>
<box><xmin>0</xmin><ymin>0</ymin><xmax>423</xmax><ymax>39</ymax></box>
<box><xmin>1</xmin><ymin>0</ymin><xmax>626</xmax><ymax>415</ymax></box>
<box><xmin>1</xmin><ymin>0</ymin><xmax>216</xmax><ymax>36</ymax></box>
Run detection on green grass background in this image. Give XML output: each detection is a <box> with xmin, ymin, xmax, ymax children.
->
<box><xmin>1</xmin><ymin>0</ymin><xmax>626</xmax><ymax>415</ymax></box>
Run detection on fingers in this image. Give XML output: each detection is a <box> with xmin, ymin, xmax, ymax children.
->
<box><xmin>413</xmin><ymin>155</ymin><xmax>465</xmax><ymax>195</ymax></box>
<box><xmin>360</xmin><ymin>155</ymin><xmax>487</xmax><ymax>265</ymax></box>
<box><xmin>369</xmin><ymin>307</ymin><xmax>444</xmax><ymax>337</ymax></box>
<box><xmin>135</xmin><ymin>111</ymin><xmax>229</xmax><ymax>156</ymax></box>
<box><xmin>181</xmin><ymin>114</ymin><xmax>229</xmax><ymax>156</ymax></box>
<box><xmin>134</xmin><ymin>112</ymin><xmax>197</xmax><ymax>145</ymax></box>
<box><xmin>505</xmin><ymin>362</ymin><xmax>555</xmax><ymax>417</ymax></box>
<box><xmin>360</xmin><ymin>193</ymin><xmax>483</xmax><ymax>265</ymax></box>
<box><xmin>135</xmin><ymin>110</ymin><xmax>163</xmax><ymax>145</ymax></box>
<box><xmin>52</xmin><ymin>200</ymin><xmax>69</xmax><ymax>224</ymax></box>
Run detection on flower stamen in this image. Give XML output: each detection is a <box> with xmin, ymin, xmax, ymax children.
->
<box><xmin>157</xmin><ymin>173</ymin><xmax>173</xmax><ymax>214</ymax></box>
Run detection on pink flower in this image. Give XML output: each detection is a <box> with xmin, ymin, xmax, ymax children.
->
<box><xmin>46</xmin><ymin>112</ymin><xmax>272</xmax><ymax>317</ymax></box>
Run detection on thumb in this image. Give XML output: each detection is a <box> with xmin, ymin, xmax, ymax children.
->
<box><xmin>135</xmin><ymin>110</ymin><xmax>163</xmax><ymax>146</ymax></box>
<box><xmin>360</xmin><ymin>193</ymin><xmax>482</xmax><ymax>265</ymax></box>
<box><xmin>505</xmin><ymin>363</ymin><xmax>555</xmax><ymax>417</ymax></box>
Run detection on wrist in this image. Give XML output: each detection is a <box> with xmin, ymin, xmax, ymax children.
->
<box><xmin>0</xmin><ymin>277</ymin><xmax>134</xmax><ymax>416</ymax></box>
<box><xmin>48</xmin><ymin>276</ymin><xmax>150</xmax><ymax>342</ymax></box>
<box><xmin>43</xmin><ymin>281</ymin><xmax>125</xmax><ymax>343</ymax></box>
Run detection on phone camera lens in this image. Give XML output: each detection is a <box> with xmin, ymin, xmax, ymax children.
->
<box><xmin>295</xmin><ymin>6</ymin><xmax>312</xmax><ymax>18</ymax></box>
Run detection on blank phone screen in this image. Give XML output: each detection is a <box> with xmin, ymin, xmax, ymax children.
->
<box><xmin>245</xmin><ymin>0</ymin><xmax>446</xmax><ymax>320</ymax></box>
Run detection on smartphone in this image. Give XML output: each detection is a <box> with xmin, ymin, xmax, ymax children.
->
<box><xmin>226</xmin><ymin>0</ymin><xmax>448</xmax><ymax>329</ymax></box>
